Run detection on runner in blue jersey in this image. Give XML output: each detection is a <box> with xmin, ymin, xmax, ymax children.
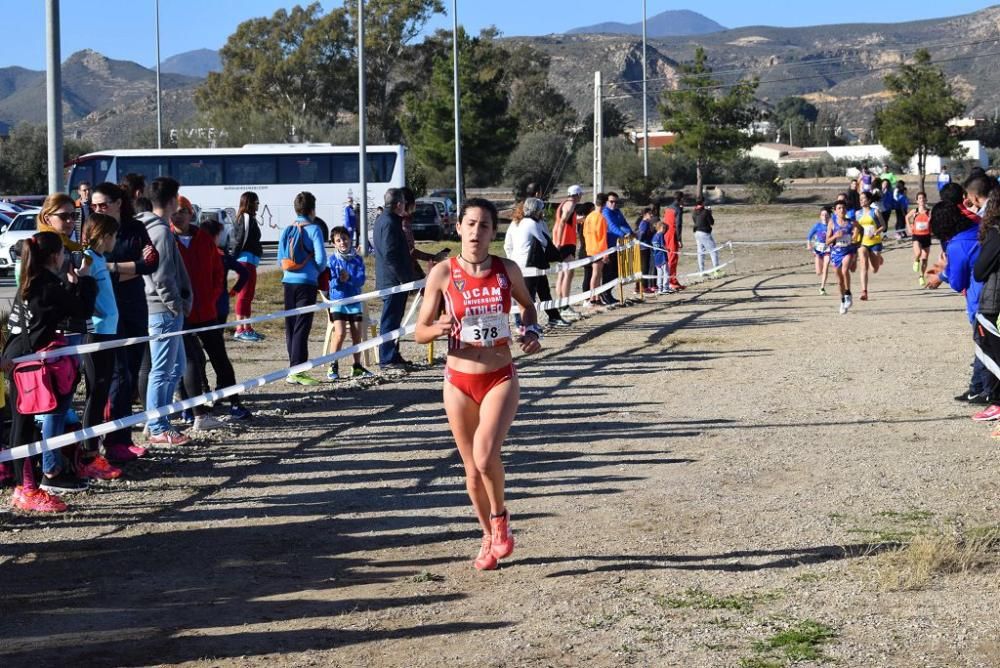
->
<box><xmin>807</xmin><ymin>207</ymin><xmax>832</xmax><ymax>295</ymax></box>
<box><xmin>827</xmin><ymin>201</ymin><xmax>861</xmax><ymax>314</ymax></box>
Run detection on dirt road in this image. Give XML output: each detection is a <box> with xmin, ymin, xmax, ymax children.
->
<box><xmin>1</xmin><ymin>228</ymin><xmax>998</xmax><ymax>667</ymax></box>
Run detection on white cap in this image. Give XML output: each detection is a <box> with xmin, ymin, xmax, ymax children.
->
<box><xmin>567</xmin><ymin>185</ymin><xmax>583</xmax><ymax>197</ymax></box>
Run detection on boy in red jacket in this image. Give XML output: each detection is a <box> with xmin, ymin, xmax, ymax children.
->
<box><xmin>172</xmin><ymin>198</ymin><xmax>249</xmax><ymax>429</ymax></box>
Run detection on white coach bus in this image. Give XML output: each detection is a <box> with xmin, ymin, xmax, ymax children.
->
<box><xmin>65</xmin><ymin>144</ymin><xmax>405</xmax><ymax>242</ymax></box>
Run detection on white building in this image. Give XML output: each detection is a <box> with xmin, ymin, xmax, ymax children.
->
<box><xmin>752</xmin><ymin>141</ymin><xmax>988</xmax><ymax>173</ymax></box>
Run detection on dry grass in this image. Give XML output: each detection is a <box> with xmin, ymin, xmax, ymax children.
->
<box><xmin>875</xmin><ymin>526</ymin><xmax>1000</xmax><ymax>591</ymax></box>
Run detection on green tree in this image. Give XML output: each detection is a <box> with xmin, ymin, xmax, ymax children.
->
<box><xmin>770</xmin><ymin>96</ymin><xmax>817</xmax><ymax>144</ymax></box>
<box><xmin>195</xmin><ymin>1</ymin><xmax>444</xmax><ymax>145</ymax></box>
<box><xmin>0</xmin><ymin>124</ymin><xmax>93</xmax><ymax>195</ymax></box>
<box><xmin>400</xmin><ymin>28</ymin><xmax>518</xmax><ymax>186</ymax></box>
<box><xmin>580</xmin><ymin>103</ymin><xmax>629</xmax><ymax>142</ymax></box>
<box><xmin>503</xmin><ymin>131</ymin><xmax>573</xmax><ymax>198</ymax></box>
<box><xmin>658</xmin><ymin>46</ymin><xmax>760</xmax><ymax>196</ymax></box>
<box><xmin>196</xmin><ymin>4</ymin><xmax>353</xmax><ymax>144</ymax></box>
<box><xmin>874</xmin><ymin>48</ymin><xmax>965</xmax><ymax>192</ymax></box>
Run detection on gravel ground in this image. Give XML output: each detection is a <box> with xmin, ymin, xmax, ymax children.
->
<box><xmin>0</xmin><ymin>207</ymin><xmax>998</xmax><ymax>667</ymax></box>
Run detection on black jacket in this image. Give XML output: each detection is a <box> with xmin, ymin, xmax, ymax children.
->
<box><xmin>373</xmin><ymin>210</ymin><xmax>414</xmax><ymax>289</ymax></box>
<box><xmin>5</xmin><ymin>270</ymin><xmax>97</xmax><ymax>358</ymax></box>
<box><xmin>974</xmin><ymin>226</ymin><xmax>1000</xmax><ymax>316</ymax></box>
<box><xmin>692</xmin><ymin>207</ymin><xmax>714</xmax><ymax>234</ymax></box>
<box><xmin>233</xmin><ymin>213</ymin><xmax>264</xmax><ymax>259</ymax></box>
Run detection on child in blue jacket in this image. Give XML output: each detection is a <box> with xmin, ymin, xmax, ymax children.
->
<box><xmin>652</xmin><ymin>222</ymin><xmax>670</xmax><ymax>294</ymax></box>
<box><xmin>326</xmin><ymin>226</ymin><xmax>372</xmax><ymax>380</ymax></box>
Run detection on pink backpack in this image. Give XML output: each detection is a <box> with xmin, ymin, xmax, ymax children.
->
<box><xmin>13</xmin><ymin>337</ymin><xmax>78</xmax><ymax>415</ymax></box>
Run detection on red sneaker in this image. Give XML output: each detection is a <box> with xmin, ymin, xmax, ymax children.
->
<box><xmin>474</xmin><ymin>534</ymin><xmax>498</xmax><ymax>571</ymax></box>
<box><xmin>148</xmin><ymin>430</ymin><xmax>192</xmax><ymax>446</ymax></box>
<box><xmin>12</xmin><ymin>486</ymin><xmax>67</xmax><ymax>513</ymax></box>
<box><xmin>972</xmin><ymin>404</ymin><xmax>1000</xmax><ymax>421</ymax></box>
<box><xmin>860</xmin><ymin>290</ymin><xmax>869</xmax><ymax>301</ymax></box>
<box><xmin>105</xmin><ymin>442</ymin><xmax>145</xmax><ymax>463</ymax></box>
<box><xmin>78</xmin><ymin>455</ymin><xmax>123</xmax><ymax>480</ymax></box>
<box><xmin>490</xmin><ymin>510</ymin><xmax>514</xmax><ymax>559</ymax></box>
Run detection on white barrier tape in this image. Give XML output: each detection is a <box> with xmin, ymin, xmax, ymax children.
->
<box><xmin>637</xmin><ymin>240</ymin><xmax>734</xmax><ymax>258</ymax></box>
<box><xmin>10</xmin><ymin>277</ymin><xmax>428</xmax><ymax>364</ymax></box>
<box><xmin>513</xmin><ymin>271</ymin><xmax>639</xmax><ymax>314</ymax></box>
<box><xmin>0</xmin><ymin>321</ymin><xmax>417</xmax><ymax>464</ymax></box>
<box><xmin>520</xmin><ymin>244</ymin><xmax>623</xmax><ymax>277</ymax></box>
<box><xmin>0</xmin><ymin>247</ymin><xmax>640</xmax><ymax>462</ymax></box>
<box><xmin>641</xmin><ymin>259</ymin><xmax>734</xmax><ymax>281</ymax></box>
<box><xmin>728</xmin><ymin>240</ymin><xmax>813</xmax><ymax>246</ymax></box>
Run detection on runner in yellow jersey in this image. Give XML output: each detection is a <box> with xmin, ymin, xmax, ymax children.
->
<box><xmin>856</xmin><ymin>190</ymin><xmax>887</xmax><ymax>301</ymax></box>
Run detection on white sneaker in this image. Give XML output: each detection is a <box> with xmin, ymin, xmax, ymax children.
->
<box><xmin>844</xmin><ymin>296</ymin><xmax>853</xmax><ymax>313</ymax></box>
<box><xmin>191</xmin><ymin>415</ymin><xmax>228</xmax><ymax>432</ymax></box>
<box><xmin>839</xmin><ymin>301</ymin><xmax>847</xmax><ymax>315</ymax></box>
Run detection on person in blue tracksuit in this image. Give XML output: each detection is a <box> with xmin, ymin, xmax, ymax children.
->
<box><xmin>601</xmin><ymin>191</ymin><xmax>634</xmax><ymax>303</ymax></box>
<box><xmin>931</xmin><ymin>183</ymin><xmax>993</xmax><ymax>403</ymax></box>
<box><xmin>324</xmin><ymin>226</ymin><xmax>373</xmax><ymax>380</ymax></box>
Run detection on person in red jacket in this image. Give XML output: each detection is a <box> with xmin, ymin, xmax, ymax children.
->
<box><xmin>172</xmin><ymin>198</ymin><xmax>242</xmax><ymax>431</ymax></box>
<box><xmin>661</xmin><ymin>196</ymin><xmax>685</xmax><ymax>291</ymax></box>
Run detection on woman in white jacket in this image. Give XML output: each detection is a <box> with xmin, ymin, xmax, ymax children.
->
<box><xmin>503</xmin><ymin>198</ymin><xmax>569</xmax><ymax>327</ymax></box>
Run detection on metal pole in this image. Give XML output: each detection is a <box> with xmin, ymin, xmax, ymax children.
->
<box><xmin>358</xmin><ymin>0</ymin><xmax>369</xmax><ymax>255</ymax></box>
<box><xmin>452</xmin><ymin>0</ymin><xmax>463</xmax><ymax>206</ymax></box>
<box><xmin>593</xmin><ymin>71</ymin><xmax>603</xmax><ymax>195</ymax></box>
<box><xmin>155</xmin><ymin>0</ymin><xmax>162</xmax><ymax>149</ymax></box>
<box><xmin>45</xmin><ymin>0</ymin><xmax>64</xmax><ymax>193</ymax></box>
<box><xmin>641</xmin><ymin>0</ymin><xmax>649</xmax><ymax>178</ymax></box>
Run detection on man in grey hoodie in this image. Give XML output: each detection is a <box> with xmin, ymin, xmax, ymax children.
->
<box><xmin>140</xmin><ymin>176</ymin><xmax>194</xmax><ymax>446</ymax></box>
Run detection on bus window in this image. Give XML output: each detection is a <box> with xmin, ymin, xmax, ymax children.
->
<box><xmin>278</xmin><ymin>155</ymin><xmax>330</xmax><ymax>184</ymax></box>
<box><xmin>117</xmin><ymin>157</ymin><xmax>169</xmax><ymax>181</ymax></box>
<box><xmin>68</xmin><ymin>157</ymin><xmax>112</xmax><ymax>191</ymax></box>
<box><xmin>225</xmin><ymin>156</ymin><xmax>277</xmax><ymax>185</ymax></box>
<box><xmin>330</xmin><ymin>152</ymin><xmax>397</xmax><ymax>183</ymax></box>
<box><xmin>171</xmin><ymin>157</ymin><xmax>223</xmax><ymax>186</ymax></box>
<box><xmin>367</xmin><ymin>152</ymin><xmax>397</xmax><ymax>182</ymax></box>
<box><xmin>330</xmin><ymin>155</ymin><xmax>360</xmax><ymax>184</ymax></box>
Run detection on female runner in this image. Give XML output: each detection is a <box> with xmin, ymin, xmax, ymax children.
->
<box><xmin>807</xmin><ymin>207</ymin><xmax>832</xmax><ymax>295</ymax></box>
<box><xmin>907</xmin><ymin>191</ymin><xmax>932</xmax><ymax>286</ymax></box>
<box><xmin>827</xmin><ymin>201</ymin><xmax>861</xmax><ymax>314</ymax></box>
<box><xmin>856</xmin><ymin>190</ymin><xmax>887</xmax><ymax>301</ymax></box>
<box><xmin>415</xmin><ymin>198</ymin><xmax>543</xmax><ymax>570</ymax></box>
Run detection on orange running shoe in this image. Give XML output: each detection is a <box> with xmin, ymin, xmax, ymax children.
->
<box><xmin>78</xmin><ymin>455</ymin><xmax>123</xmax><ymax>480</ymax></box>
<box><xmin>474</xmin><ymin>534</ymin><xmax>498</xmax><ymax>571</ymax></box>
<box><xmin>490</xmin><ymin>510</ymin><xmax>514</xmax><ymax>559</ymax></box>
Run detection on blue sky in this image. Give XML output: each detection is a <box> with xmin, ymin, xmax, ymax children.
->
<box><xmin>0</xmin><ymin>1</ymin><xmax>992</xmax><ymax>70</ymax></box>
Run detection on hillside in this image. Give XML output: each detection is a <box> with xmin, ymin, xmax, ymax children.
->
<box><xmin>512</xmin><ymin>5</ymin><xmax>1000</xmax><ymax>133</ymax></box>
<box><xmin>0</xmin><ymin>50</ymin><xmax>199</xmax><ymax>148</ymax></box>
<box><xmin>568</xmin><ymin>9</ymin><xmax>726</xmax><ymax>37</ymax></box>
<box><xmin>160</xmin><ymin>48</ymin><xmax>222</xmax><ymax>78</ymax></box>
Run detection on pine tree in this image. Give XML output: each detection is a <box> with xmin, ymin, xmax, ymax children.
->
<box><xmin>875</xmin><ymin>49</ymin><xmax>965</xmax><ymax>192</ymax></box>
<box><xmin>658</xmin><ymin>47</ymin><xmax>760</xmax><ymax>196</ymax></box>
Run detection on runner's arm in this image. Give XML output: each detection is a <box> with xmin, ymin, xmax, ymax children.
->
<box><xmin>414</xmin><ymin>262</ymin><xmax>451</xmax><ymax>344</ymax></box>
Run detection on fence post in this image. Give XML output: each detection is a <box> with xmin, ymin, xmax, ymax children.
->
<box><xmin>617</xmin><ymin>240</ymin><xmax>626</xmax><ymax>305</ymax></box>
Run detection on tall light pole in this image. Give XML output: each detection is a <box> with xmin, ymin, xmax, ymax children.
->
<box><xmin>641</xmin><ymin>0</ymin><xmax>649</xmax><ymax>178</ymax></box>
<box><xmin>452</xmin><ymin>0</ymin><xmax>463</xmax><ymax>205</ymax></box>
<box><xmin>45</xmin><ymin>0</ymin><xmax>64</xmax><ymax>193</ymax></box>
<box><xmin>155</xmin><ymin>0</ymin><xmax>162</xmax><ymax>149</ymax></box>
<box><xmin>358</xmin><ymin>0</ymin><xmax>369</xmax><ymax>255</ymax></box>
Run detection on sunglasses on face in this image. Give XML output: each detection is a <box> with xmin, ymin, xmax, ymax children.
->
<box><xmin>607</xmin><ymin>199</ymin><xmax>618</xmax><ymax>205</ymax></box>
<box><xmin>50</xmin><ymin>211</ymin><xmax>75</xmax><ymax>221</ymax></box>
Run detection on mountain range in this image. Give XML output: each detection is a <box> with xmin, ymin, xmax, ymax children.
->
<box><xmin>567</xmin><ymin>9</ymin><xmax>726</xmax><ymax>37</ymax></box>
<box><xmin>1</xmin><ymin>7</ymin><xmax>998</xmax><ymax>149</ymax></box>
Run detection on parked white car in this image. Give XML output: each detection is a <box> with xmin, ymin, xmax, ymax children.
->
<box><xmin>0</xmin><ymin>209</ymin><xmax>40</xmax><ymax>275</ymax></box>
